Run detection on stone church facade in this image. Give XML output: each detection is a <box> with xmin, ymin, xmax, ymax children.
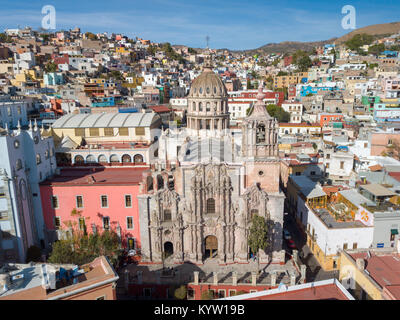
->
<box><xmin>137</xmin><ymin>65</ymin><xmax>285</xmax><ymax>265</ymax></box>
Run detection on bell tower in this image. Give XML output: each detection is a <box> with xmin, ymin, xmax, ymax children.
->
<box><xmin>241</xmin><ymin>82</ymin><xmax>279</xmax><ymax>159</ymax></box>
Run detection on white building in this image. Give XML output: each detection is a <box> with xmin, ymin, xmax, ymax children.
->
<box><xmin>281</xmin><ymin>101</ymin><xmax>303</xmax><ymax>123</ymax></box>
<box><xmin>0</xmin><ymin>124</ymin><xmax>57</xmax><ymax>263</ymax></box>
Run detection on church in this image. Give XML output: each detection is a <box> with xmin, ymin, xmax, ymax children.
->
<box><xmin>137</xmin><ymin>64</ymin><xmax>286</xmax><ymax>265</ymax></box>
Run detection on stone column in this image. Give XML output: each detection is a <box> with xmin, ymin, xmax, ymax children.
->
<box><xmin>251</xmin><ymin>272</ymin><xmax>257</xmax><ymax>286</ymax></box>
<box><xmin>232</xmin><ymin>272</ymin><xmax>237</xmax><ymax>286</ymax></box>
<box><xmin>213</xmin><ymin>272</ymin><xmax>218</xmax><ymax>286</ymax></box>
<box><xmin>194</xmin><ymin>271</ymin><xmax>199</xmax><ymax>285</ymax></box>
<box><xmin>270</xmin><ymin>271</ymin><xmax>277</xmax><ymax>287</ymax></box>
<box><xmin>290</xmin><ymin>272</ymin><xmax>296</xmax><ymax>286</ymax></box>
<box><xmin>300</xmin><ymin>265</ymin><xmax>306</xmax><ymax>283</ymax></box>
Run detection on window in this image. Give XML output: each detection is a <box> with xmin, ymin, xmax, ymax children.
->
<box><xmin>229</xmin><ymin>290</ymin><xmax>236</xmax><ymax>297</ymax></box>
<box><xmin>104</xmin><ymin>128</ymin><xmax>114</xmax><ymax>136</ymax></box>
<box><xmin>343</xmin><ymin>243</ymin><xmax>348</xmax><ymax>250</ymax></box>
<box><xmin>79</xmin><ymin>217</ymin><xmax>86</xmax><ymax>231</ymax></box>
<box><xmin>326</xmin><ymin>163</ymin><xmax>330</xmax><ymax>169</ymax></box>
<box><xmin>36</xmin><ymin>154</ymin><xmax>41</xmax><ymax>164</ymax></box>
<box><xmin>119</xmin><ymin>127</ymin><xmax>129</xmax><ymax>136</ymax></box>
<box><xmin>218</xmin><ymin>290</ymin><xmax>226</xmax><ymax>298</ymax></box>
<box><xmin>51</xmin><ymin>196</ymin><xmax>59</xmax><ymax>209</ymax></box>
<box><xmin>135</xmin><ymin>127</ymin><xmax>145</xmax><ymax>136</ymax></box>
<box><xmin>206</xmin><ymin>198</ymin><xmax>215</xmax><ymax>214</ymax></box>
<box><xmin>89</xmin><ymin>128</ymin><xmax>99</xmax><ymax>136</ymax></box>
<box><xmin>76</xmin><ymin>196</ymin><xmax>83</xmax><ymax>208</ymax></box>
<box><xmin>103</xmin><ymin>217</ymin><xmax>110</xmax><ymax>230</ymax></box>
<box><xmin>340</xmin><ymin>161</ymin><xmax>344</xmax><ymax>169</ymax></box>
<box><xmin>127</xmin><ymin>216</ymin><xmax>134</xmax><ymax>229</ymax></box>
<box><xmin>125</xmin><ymin>195</ymin><xmax>132</xmax><ymax>207</ymax></box>
<box><xmin>75</xmin><ymin>128</ymin><xmax>85</xmax><ymax>137</ymax></box>
<box><xmin>127</xmin><ymin>237</ymin><xmax>135</xmax><ymax>250</ymax></box>
<box><xmin>54</xmin><ymin>216</ymin><xmax>61</xmax><ymax>229</ymax></box>
<box><xmin>143</xmin><ymin>288</ymin><xmax>151</xmax><ymax>297</ymax></box>
<box><xmin>164</xmin><ymin>209</ymin><xmax>172</xmax><ymax>221</ymax></box>
<box><xmin>353</xmin><ymin>243</ymin><xmax>358</xmax><ymax>249</ymax></box>
<box><xmin>326</xmin><ymin>154</ymin><xmax>330</xmax><ymax>159</ymax></box>
<box><xmin>101</xmin><ymin>195</ymin><xmax>108</xmax><ymax>208</ymax></box>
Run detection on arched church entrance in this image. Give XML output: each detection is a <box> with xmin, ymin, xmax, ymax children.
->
<box><xmin>204</xmin><ymin>235</ymin><xmax>218</xmax><ymax>259</ymax></box>
<box><xmin>164</xmin><ymin>242</ymin><xmax>173</xmax><ymax>258</ymax></box>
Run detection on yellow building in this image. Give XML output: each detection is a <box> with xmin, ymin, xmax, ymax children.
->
<box><xmin>10</xmin><ymin>69</ymin><xmax>39</xmax><ymax>87</ymax></box>
<box><xmin>115</xmin><ymin>47</ymin><xmax>129</xmax><ymax>54</ymax></box>
<box><xmin>338</xmin><ymin>249</ymin><xmax>400</xmax><ymax>300</ymax></box>
<box><xmin>273</xmin><ymin>72</ymin><xmax>308</xmax><ymax>89</ymax></box>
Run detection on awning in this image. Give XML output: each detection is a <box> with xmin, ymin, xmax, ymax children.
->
<box><xmin>391</xmin><ymin>229</ymin><xmax>399</xmax><ymax>235</ymax></box>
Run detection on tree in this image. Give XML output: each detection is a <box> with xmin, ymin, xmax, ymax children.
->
<box><xmin>266</xmin><ymin>104</ymin><xmax>290</xmax><ymax>122</ymax></box>
<box><xmin>368</xmin><ymin>43</ymin><xmax>385</xmax><ymax>56</ymax></box>
<box><xmin>0</xmin><ymin>33</ymin><xmax>12</xmax><ymax>43</ymax></box>
<box><xmin>248</xmin><ymin>214</ymin><xmax>270</xmax><ymax>273</ymax></box>
<box><xmin>345</xmin><ymin>33</ymin><xmax>373</xmax><ymax>52</ymax></box>
<box><xmin>48</xmin><ymin>208</ymin><xmax>121</xmax><ymax>266</ymax></box>
<box><xmin>44</xmin><ymin>61</ymin><xmax>58</xmax><ymax>73</ymax></box>
<box><xmin>292</xmin><ymin>50</ymin><xmax>312</xmax><ymax>72</ymax></box>
<box><xmin>201</xmin><ymin>290</ymin><xmax>215</xmax><ymax>300</ymax></box>
<box><xmin>174</xmin><ymin>285</ymin><xmax>187</xmax><ymax>300</ymax></box>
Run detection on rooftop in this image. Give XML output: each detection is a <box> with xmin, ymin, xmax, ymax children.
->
<box><xmin>291</xmin><ymin>175</ymin><xmax>327</xmax><ymax>199</ymax></box>
<box><xmin>220</xmin><ymin>279</ymin><xmax>353</xmax><ymax>300</ymax></box>
<box><xmin>40</xmin><ymin>167</ymin><xmax>148</xmax><ymax>186</ymax></box>
<box><xmin>0</xmin><ymin>256</ymin><xmax>118</xmax><ymax>300</ymax></box>
<box><xmin>52</xmin><ymin>112</ymin><xmax>159</xmax><ymax>128</ymax></box>
<box><xmin>348</xmin><ymin>251</ymin><xmax>400</xmax><ymax>299</ymax></box>
<box><xmin>359</xmin><ymin>183</ymin><xmax>397</xmax><ymax>197</ymax></box>
<box><xmin>313</xmin><ymin>207</ymin><xmax>367</xmax><ymax>229</ymax></box>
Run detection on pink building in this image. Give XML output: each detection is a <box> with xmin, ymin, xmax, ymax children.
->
<box><xmin>40</xmin><ymin>167</ymin><xmax>148</xmax><ymax>250</ymax></box>
<box><xmin>370</xmin><ymin>130</ymin><xmax>400</xmax><ymax>156</ymax></box>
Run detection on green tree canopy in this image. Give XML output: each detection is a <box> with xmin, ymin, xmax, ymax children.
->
<box><xmin>266</xmin><ymin>104</ymin><xmax>290</xmax><ymax>122</ymax></box>
<box><xmin>174</xmin><ymin>285</ymin><xmax>187</xmax><ymax>300</ymax></box>
<box><xmin>292</xmin><ymin>50</ymin><xmax>312</xmax><ymax>71</ymax></box>
<box><xmin>48</xmin><ymin>208</ymin><xmax>121</xmax><ymax>266</ymax></box>
<box><xmin>248</xmin><ymin>214</ymin><xmax>270</xmax><ymax>272</ymax></box>
<box><xmin>201</xmin><ymin>290</ymin><xmax>215</xmax><ymax>300</ymax></box>
<box><xmin>368</xmin><ymin>43</ymin><xmax>385</xmax><ymax>56</ymax></box>
<box><xmin>345</xmin><ymin>33</ymin><xmax>374</xmax><ymax>52</ymax></box>
<box><xmin>85</xmin><ymin>32</ymin><xmax>97</xmax><ymax>40</ymax></box>
<box><xmin>44</xmin><ymin>61</ymin><xmax>58</xmax><ymax>73</ymax></box>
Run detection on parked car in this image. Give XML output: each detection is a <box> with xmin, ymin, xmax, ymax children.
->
<box><xmin>283</xmin><ymin>229</ymin><xmax>291</xmax><ymax>240</ymax></box>
<box><xmin>286</xmin><ymin>239</ymin><xmax>296</xmax><ymax>249</ymax></box>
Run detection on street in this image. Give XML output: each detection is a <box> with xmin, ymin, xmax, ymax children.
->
<box><xmin>283</xmin><ymin>212</ymin><xmax>338</xmax><ymax>282</ymax></box>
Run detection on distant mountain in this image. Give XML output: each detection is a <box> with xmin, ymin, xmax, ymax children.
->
<box><xmin>243</xmin><ymin>39</ymin><xmax>337</xmax><ymax>55</ymax></box>
<box><xmin>334</xmin><ymin>21</ymin><xmax>400</xmax><ymax>43</ymax></box>
<box><xmin>241</xmin><ymin>21</ymin><xmax>400</xmax><ymax>55</ymax></box>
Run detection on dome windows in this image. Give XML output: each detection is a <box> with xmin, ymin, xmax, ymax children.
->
<box><xmin>214</xmin><ymin>87</ymin><xmax>217</xmax><ymax>94</ymax></box>
<box><xmin>206</xmin><ymin>87</ymin><xmax>210</xmax><ymax>94</ymax></box>
<box><xmin>199</xmin><ymin>87</ymin><xmax>203</xmax><ymax>94</ymax></box>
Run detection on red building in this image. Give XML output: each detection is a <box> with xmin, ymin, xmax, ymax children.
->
<box><xmin>40</xmin><ymin>167</ymin><xmax>148</xmax><ymax>250</ymax></box>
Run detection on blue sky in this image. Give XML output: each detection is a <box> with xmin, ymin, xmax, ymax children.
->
<box><xmin>0</xmin><ymin>0</ymin><xmax>399</xmax><ymax>50</ymax></box>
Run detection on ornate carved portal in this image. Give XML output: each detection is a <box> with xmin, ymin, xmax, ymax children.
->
<box><xmin>147</xmin><ymin>164</ymin><xmax>273</xmax><ymax>265</ymax></box>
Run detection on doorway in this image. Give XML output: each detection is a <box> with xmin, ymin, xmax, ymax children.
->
<box><xmin>164</xmin><ymin>241</ymin><xmax>173</xmax><ymax>258</ymax></box>
<box><xmin>204</xmin><ymin>235</ymin><xmax>218</xmax><ymax>259</ymax></box>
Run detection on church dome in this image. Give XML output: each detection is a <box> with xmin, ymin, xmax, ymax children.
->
<box><xmin>188</xmin><ymin>66</ymin><xmax>228</xmax><ymax>99</ymax></box>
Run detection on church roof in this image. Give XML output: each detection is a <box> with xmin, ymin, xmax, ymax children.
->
<box><xmin>180</xmin><ymin>137</ymin><xmax>236</xmax><ymax>163</ymax></box>
<box><xmin>52</xmin><ymin>112</ymin><xmax>160</xmax><ymax>129</ymax></box>
<box><xmin>188</xmin><ymin>66</ymin><xmax>227</xmax><ymax>99</ymax></box>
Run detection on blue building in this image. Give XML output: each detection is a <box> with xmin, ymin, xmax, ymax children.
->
<box><xmin>373</xmin><ymin>103</ymin><xmax>400</xmax><ymax>123</ymax></box>
<box><xmin>43</xmin><ymin>72</ymin><xmax>65</xmax><ymax>86</ymax></box>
